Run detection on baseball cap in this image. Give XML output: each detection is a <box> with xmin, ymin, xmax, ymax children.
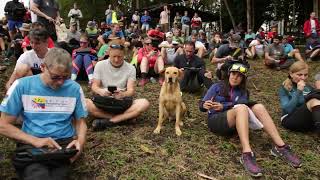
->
<box><xmin>229</xmin><ymin>63</ymin><xmax>248</xmax><ymax>76</ymax></box>
<box><xmin>166</xmin><ymin>32</ymin><xmax>173</xmax><ymax>38</ymax></box>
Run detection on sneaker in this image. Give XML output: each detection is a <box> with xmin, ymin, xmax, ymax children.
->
<box><xmin>138</xmin><ymin>78</ymin><xmax>149</xmax><ymax>87</ymax></box>
<box><xmin>271</xmin><ymin>144</ymin><xmax>302</xmax><ymax>168</ymax></box>
<box><xmin>158</xmin><ymin>77</ymin><xmax>164</xmax><ymax>85</ymax></box>
<box><xmin>240</xmin><ymin>152</ymin><xmax>263</xmax><ymax>177</ymax></box>
<box><xmin>92</xmin><ymin>118</ymin><xmax>116</xmax><ymax>131</ymax></box>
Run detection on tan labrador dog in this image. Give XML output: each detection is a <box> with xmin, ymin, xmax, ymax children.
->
<box><xmin>153</xmin><ymin>67</ymin><xmax>186</xmax><ymax>136</ymax></box>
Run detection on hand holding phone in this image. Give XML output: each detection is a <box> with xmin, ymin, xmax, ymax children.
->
<box><xmin>108</xmin><ymin>86</ymin><xmax>117</xmax><ymax>94</ymax></box>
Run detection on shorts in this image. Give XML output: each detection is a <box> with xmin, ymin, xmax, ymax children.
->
<box><xmin>106</xmin><ymin>18</ymin><xmax>112</xmax><ymax>25</ymax></box>
<box><xmin>281</xmin><ymin>103</ymin><xmax>314</xmax><ymax>132</ymax></box>
<box><xmin>8</xmin><ymin>20</ymin><xmax>23</xmax><ymax>31</ymax></box>
<box><xmin>208</xmin><ymin>111</ymin><xmax>236</xmax><ymax>136</ymax></box>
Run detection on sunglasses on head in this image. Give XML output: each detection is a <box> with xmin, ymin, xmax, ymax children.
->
<box><xmin>110</xmin><ymin>44</ymin><xmax>124</xmax><ymax>49</ymax></box>
<box><xmin>230</xmin><ymin>64</ymin><xmax>248</xmax><ymax>75</ymax></box>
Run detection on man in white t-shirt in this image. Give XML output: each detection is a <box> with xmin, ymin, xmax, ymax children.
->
<box><xmin>160</xmin><ymin>6</ymin><xmax>169</xmax><ymax>33</ymax></box>
<box><xmin>159</xmin><ymin>32</ymin><xmax>183</xmax><ymax>65</ymax></box>
<box><xmin>6</xmin><ymin>29</ymin><xmax>49</xmax><ymax>90</ymax></box>
<box><xmin>105</xmin><ymin>4</ymin><xmax>112</xmax><ymax>25</ymax></box>
<box><xmin>85</xmin><ymin>40</ymin><xmax>150</xmax><ymax>131</ymax></box>
<box><xmin>190</xmin><ymin>33</ymin><xmax>206</xmax><ymax>58</ymax></box>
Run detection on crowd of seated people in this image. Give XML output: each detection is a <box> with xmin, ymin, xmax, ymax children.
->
<box><xmin>2</xmin><ymin>4</ymin><xmax>320</xmax><ymax>178</ymax></box>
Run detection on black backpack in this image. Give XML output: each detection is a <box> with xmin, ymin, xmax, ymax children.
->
<box><xmin>92</xmin><ymin>95</ymin><xmax>133</xmax><ymax>114</ymax></box>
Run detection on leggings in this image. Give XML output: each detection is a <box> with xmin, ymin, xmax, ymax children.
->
<box><xmin>72</xmin><ymin>54</ymin><xmax>95</xmax><ymax>77</ymax></box>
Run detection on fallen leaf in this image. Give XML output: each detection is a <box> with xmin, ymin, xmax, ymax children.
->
<box><xmin>140</xmin><ymin>144</ymin><xmax>154</xmax><ymax>154</ymax></box>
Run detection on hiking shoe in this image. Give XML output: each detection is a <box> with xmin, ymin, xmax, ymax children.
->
<box><xmin>240</xmin><ymin>152</ymin><xmax>263</xmax><ymax>177</ymax></box>
<box><xmin>138</xmin><ymin>78</ymin><xmax>149</xmax><ymax>87</ymax></box>
<box><xmin>271</xmin><ymin>144</ymin><xmax>302</xmax><ymax>168</ymax></box>
<box><xmin>92</xmin><ymin>118</ymin><xmax>116</xmax><ymax>131</ymax></box>
<box><xmin>158</xmin><ymin>77</ymin><xmax>164</xmax><ymax>86</ymax></box>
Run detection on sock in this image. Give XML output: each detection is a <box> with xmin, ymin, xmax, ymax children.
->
<box><xmin>311</xmin><ymin>105</ymin><xmax>320</xmax><ymax>128</ymax></box>
<box><xmin>71</xmin><ymin>74</ymin><xmax>77</xmax><ymax>81</ymax></box>
<box><xmin>277</xmin><ymin>144</ymin><xmax>286</xmax><ymax>148</ymax></box>
<box><xmin>141</xmin><ymin>72</ymin><xmax>147</xmax><ymax>79</ymax></box>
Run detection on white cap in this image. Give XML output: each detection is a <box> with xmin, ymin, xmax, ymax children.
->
<box><xmin>166</xmin><ymin>32</ymin><xmax>173</xmax><ymax>38</ymax></box>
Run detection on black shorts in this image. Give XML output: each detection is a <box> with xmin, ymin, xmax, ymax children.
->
<box><xmin>281</xmin><ymin>103</ymin><xmax>314</xmax><ymax>132</ymax></box>
<box><xmin>208</xmin><ymin>111</ymin><xmax>236</xmax><ymax>136</ymax></box>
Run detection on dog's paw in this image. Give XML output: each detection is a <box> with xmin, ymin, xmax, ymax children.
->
<box><xmin>179</xmin><ymin>121</ymin><xmax>184</xmax><ymax>126</ymax></box>
<box><xmin>153</xmin><ymin>127</ymin><xmax>161</xmax><ymax>134</ymax></box>
<box><xmin>175</xmin><ymin>128</ymin><xmax>182</xmax><ymax>136</ymax></box>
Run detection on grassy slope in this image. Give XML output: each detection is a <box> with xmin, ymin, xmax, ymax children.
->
<box><xmin>0</xmin><ymin>58</ymin><xmax>320</xmax><ymax>179</ymax></box>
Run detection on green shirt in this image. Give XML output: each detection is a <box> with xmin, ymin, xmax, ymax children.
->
<box><xmin>97</xmin><ymin>44</ymin><xmax>109</xmax><ymax>58</ymax></box>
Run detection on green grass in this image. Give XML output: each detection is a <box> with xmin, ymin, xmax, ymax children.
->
<box><xmin>1</xmin><ymin>58</ymin><xmax>320</xmax><ymax>179</ymax></box>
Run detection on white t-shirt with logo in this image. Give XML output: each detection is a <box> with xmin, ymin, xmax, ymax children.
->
<box><xmin>15</xmin><ymin>50</ymin><xmax>45</xmax><ymax>71</ymax></box>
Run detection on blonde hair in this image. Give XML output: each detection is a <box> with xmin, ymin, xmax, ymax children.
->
<box><xmin>283</xmin><ymin>61</ymin><xmax>309</xmax><ymax>91</ymax></box>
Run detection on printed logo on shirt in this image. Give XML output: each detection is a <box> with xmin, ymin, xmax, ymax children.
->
<box><xmin>22</xmin><ymin>95</ymin><xmax>76</xmax><ymax>113</ymax></box>
<box><xmin>32</xmin><ymin>97</ymin><xmax>46</xmax><ymax>109</ymax></box>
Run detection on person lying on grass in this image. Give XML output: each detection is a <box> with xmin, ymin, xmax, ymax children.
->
<box><xmin>199</xmin><ymin>63</ymin><xmax>301</xmax><ymax>177</ymax></box>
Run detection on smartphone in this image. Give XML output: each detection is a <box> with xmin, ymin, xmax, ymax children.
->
<box><xmin>108</xmin><ymin>86</ymin><xmax>117</xmax><ymax>94</ymax></box>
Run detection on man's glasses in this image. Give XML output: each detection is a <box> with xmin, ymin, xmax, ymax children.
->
<box><xmin>45</xmin><ymin>64</ymin><xmax>70</xmax><ymax>81</ymax></box>
<box><xmin>110</xmin><ymin>44</ymin><xmax>125</xmax><ymax>49</ymax></box>
<box><xmin>145</xmin><ymin>42</ymin><xmax>152</xmax><ymax>45</ymax></box>
<box><xmin>80</xmin><ymin>41</ymin><xmax>88</xmax><ymax>44</ymax></box>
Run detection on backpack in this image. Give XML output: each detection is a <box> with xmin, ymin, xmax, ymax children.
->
<box><xmin>92</xmin><ymin>95</ymin><xmax>133</xmax><ymax>114</ymax></box>
<box><xmin>12</xmin><ymin>3</ymin><xmax>26</xmax><ymax>18</ymax></box>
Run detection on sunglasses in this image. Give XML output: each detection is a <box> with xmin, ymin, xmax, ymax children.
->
<box><xmin>110</xmin><ymin>44</ymin><xmax>125</xmax><ymax>49</ymax></box>
<box><xmin>230</xmin><ymin>64</ymin><xmax>248</xmax><ymax>75</ymax></box>
<box><xmin>45</xmin><ymin>64</ymin><xmax>70</xmax><ymax>81</ymax></box>
<box><xmin>80</xmin><ymin>41</ymin><xmax>88</xmax><ymax>44</ymax></box>
<box><xmin>145</xmin><ymin>42</ymin><xmax>152</xmax><ymax>45</ymax></box>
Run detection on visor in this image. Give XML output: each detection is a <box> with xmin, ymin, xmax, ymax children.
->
<box><xmin>229</xmin><ymin>63</ymin><xmax>248</xmax><ymax>76</ymax></box>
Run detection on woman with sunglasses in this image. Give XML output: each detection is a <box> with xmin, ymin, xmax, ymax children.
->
<box><xmin>279</xmin><ymin>61</ymin><xmax>320</xmax><ymax>132</ymax></box>
<box><xmin>71</xmin><ymin>34</ymin><xmax>97</xmax><ymax>85</ymax></box>
<box><xmin>199</xmin><ymin>63</ymin><xmax>301</xmax><ymax>177</ymax></box>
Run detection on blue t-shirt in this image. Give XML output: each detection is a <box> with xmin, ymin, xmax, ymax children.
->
<box><xmin>102</xmin><ymin>30</ymin><xmax>124</xmax><ymax>39</ymax></box>
<box><xmin>0</xmin><ymin>75</ymin><xmax>88</xmax><ymax>140</ymax></box>
<box><xmin>283</xmin><ymin>43</ymin><xmax>293</xmax><ymax>55</ymax></box>
<box><xmin>140</xmin><ymin>15</ymin><xmax>151</xmax><ymax>25</ymax></box>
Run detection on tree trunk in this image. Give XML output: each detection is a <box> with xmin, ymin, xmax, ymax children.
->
<box><xmin>246</xmin><ymin>0</ymin><xmax>251</xmax><ymax>30</ymax></box>
<box><xmin>223</xmin><ymin>0</ymin><xmax>236</xmax><ymax>30</ymax></box>
<box><xmin>220</xmin><ymin>0</ymin><xmax>223</xmax><ymax>32</ymax></box>
<box><xmin>252</xmin><ymin>0</ymin><xmax>255</xmax><ymax>30</ymax></box>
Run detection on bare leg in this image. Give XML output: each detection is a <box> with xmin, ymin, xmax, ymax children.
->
<box><xmin>110</xmin><ymin>99</ymin><xmax>150</xmax><ymax>123</ymax></box>
<box><xmin>306</xmin><ymin>98</ymin><xmax>320</xmax><ymax>111</ymax></box>
<box><xmin>251</xmin><ymin>104</ymin><xmax>285</xmax><ymax>146</ymax></box>
<box><xmin>140</xmin><ymin>57</ymin><xmax>150</xmax><ymax>73</ymax></box>
<box><xmin>227</xmin><ymin>104</ymin><xmax>252</xmax><ymax>153</ymax></box>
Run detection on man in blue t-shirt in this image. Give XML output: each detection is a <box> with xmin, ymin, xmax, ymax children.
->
<box><xmin>140</xmin><ymin>10</ymin><xmax>151</xmax><ymax>33</ymax></box>
<box><xmin>98</xmin><ymin>23</ymin><xmax>125</xmax><ymax>45</ymax></box>
<box><xmin>282</xmin><ymin>35</ymin><xmax>304</xmax><ymax>62</ymax></box>
<box><xmin>0</xmin><ymin>48</ymin><xmax>88</xmax><ymax>179</ymax></box>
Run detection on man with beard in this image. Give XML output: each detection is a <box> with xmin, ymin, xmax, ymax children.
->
<box><xmin>174</xmin><ymin>41</ymin><xmax>213</xmax><ymax>93</ymax></box>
